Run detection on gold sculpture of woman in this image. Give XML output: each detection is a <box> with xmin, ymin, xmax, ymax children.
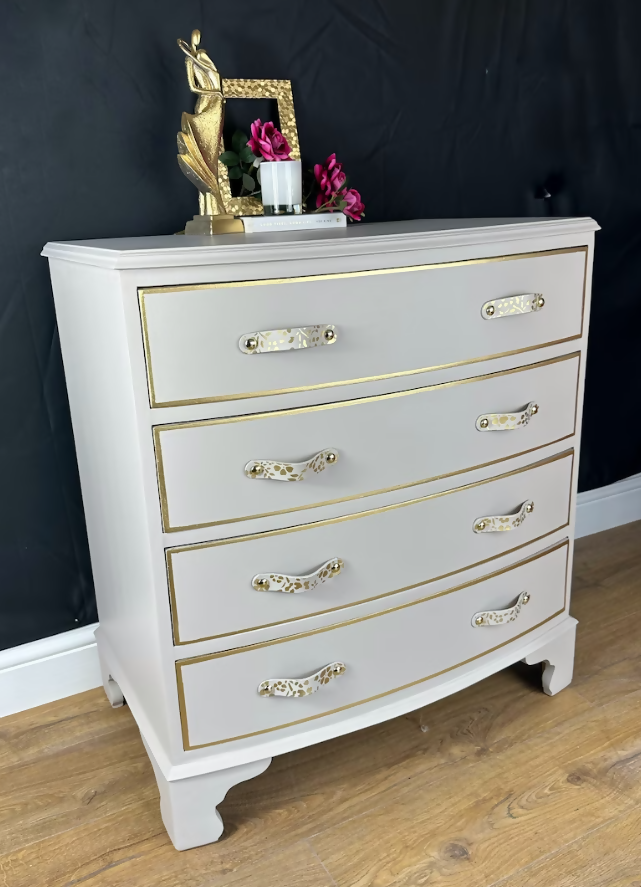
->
<box><xmin>177</xmin><ymin>30</ymin><xmax>243</xmax><ymax>234</ymax></box>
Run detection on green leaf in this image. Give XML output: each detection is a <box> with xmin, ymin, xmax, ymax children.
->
<box><xmin>242</xmin><ymin>173</ymin><xmax>256</xmax><ymax>191</ymax></box>
<box><xmin>239</xmin><ymin>146</ymin><xmax>257</xmax><ymax>164</ymax></box>
<box><xmin>219</xmin><ymin>151</ymin><xmax>239</xmax><ymax>167</ymax></box>
<box><xmin>336</xmin><ymin>200</ymin><xmax>347</xmax><ymax>210</ymax></box>
<box><xmin>221</xmin><ymin>151</ymin><xmax>240</xmax><ymax>167</ymax></box>
<box><xmin>256</xmin><ymin>165</ymin><xmax>261</xmax><ymax>184</ymax></box>
<box><xmin>228</xmin><ymin>165</ymin><xmax>243</xmax><ymax>180</ymax></box>
<box><xmin>232</xmin><ymin>130</ymin><xmax>248</xmax><ymax>154</ymax></box>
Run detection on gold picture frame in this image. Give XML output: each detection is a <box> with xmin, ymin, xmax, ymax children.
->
<box><xmin>220</xmin><ymin>79</ymin><xmax>301</xmax><ymax>216</ymax></box>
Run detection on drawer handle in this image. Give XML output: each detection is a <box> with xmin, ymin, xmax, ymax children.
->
<box><xmin>476</xmin><ymin>402</ymin><xmax>539</xmax><ymax>431</ymax></box>
<box><xmin>252</xmin><ymin>557</ymin><xmax>344</xmax><ymax>593</ymax></box>
<box><xmin>472</xmin><ymin>591</ymin><xmax>531</xmax><ymax>626</ymax></box>
<box><xmin>482</xmin><ymin>294</ymin><xmax>545</xmax><ymax>319</ymax></box>
<box><xmin>258</xmin><ymin>662</ymin><xmax>347</xmax><ymax>697</ymax></box>
<box><xmin>239</xmin><ymin>325</ymin><xmax>337</xmax><ymax>354</ymax></box>
<box><xmin>473</xmin><ymin>500</ymin><xmax>534</xmax><ymax>534</ymax></box>
<box><xmin>245</xmin><ymin>449</ymin><xmax>339</xmax><ymax>481</ymax></box>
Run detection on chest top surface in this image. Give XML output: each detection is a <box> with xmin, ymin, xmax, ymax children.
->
<box><xmin>42</xmin><ymin>217</ymin><xmax>599</xmax><ymax>271</ymax></box>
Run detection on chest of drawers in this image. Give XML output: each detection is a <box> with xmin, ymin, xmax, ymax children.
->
<box><xmin>43</xmin><ymin>217</ymin><xmax>598</xmax><ymax>851</ymax></box>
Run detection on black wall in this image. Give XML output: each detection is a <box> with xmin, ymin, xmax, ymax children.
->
<box><xmin>1</xmin><ymin>0</ymin><xmax>640</xmax><ymax>651</ymax></box>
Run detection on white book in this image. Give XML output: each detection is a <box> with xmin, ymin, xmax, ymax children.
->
<box><xmin>240</xmin><ymin>212</ymin><xmax>347</xmax><ymax>233</ymax></box>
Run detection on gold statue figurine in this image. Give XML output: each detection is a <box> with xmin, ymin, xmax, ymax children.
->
<box><xmin>177</xmin><ymin>30</ymin><xmax>244</xmax><ymax>234</ymax></box>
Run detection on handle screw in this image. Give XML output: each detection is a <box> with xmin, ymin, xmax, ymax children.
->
<box><xmin>244</xmin><ymin>336</ymin><xmax>258</xmax><ymax>351</ymax></box>
<box><xmin>475</xmin><ymin>615</ymin><xmax>485</xmax><ymax>626</ymax></box>
<box><xmin>479</xmin><ymin>418</ymin><xmax>489</xmax><ymax>429</ymax></box>
<box><xmin>324</xmin><ymin>328</ymin><xmax>336</xmax><ymax>342</ymax></box>
<box><xmin>330</xmin><ymin>560</ymin><xmax>342</xmax><ymax>573</ymax></box>
<box><xmin>475</xmin><ymin>520</ymin><xmax>487</xmax><ymax>531</ymax></box>
<box><xmin>525</xmin><ymin>502</ymin><xmax>534</xmax><ymax>513</ymax></box>
<box><xmin>325</xmin><ymin>451</ymin><xmax>337</xmax><ymax>464</ymax></box>
<box><xmin>485</xmin><ymin>305</ymin><xmax>495</xmax><ymax>316</ymax></box>
<box><xmin>536</xmin><ymin>296</ymin><xmax>545</xmax><ymax>308</ymax></box>
<box><xmin>522</xmin><ymin>592</ymin><xmax>531</xmax><ymax>604</ymax></box>
<box><xmin>530</xmin><ymin>403</ymin><xmax>539</xmax><ymax>415</ymax></box>
<box><xmin>249</xmin><ymin>464</ymin><xmax>263</xmax><ymax>476</ymax></box>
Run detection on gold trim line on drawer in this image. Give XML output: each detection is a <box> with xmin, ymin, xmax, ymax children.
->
<box><xmin>167</xmin><ymin>450</ymin><xmax>574</xmax><ymax>645</ymax></box>
<box><xmin>155</xmin><ymin>351</ymin><xmax>580</xmax><ymax>533</ymax></box>
<box><xmin>175</xmin><ymin>541</ymin><xmax>569</xmax><ymax>750</ymax></box>
<box><xmin>139</xmin><ymin>246</ymin><xmax>588</xmax><ymax>408</ymax></box>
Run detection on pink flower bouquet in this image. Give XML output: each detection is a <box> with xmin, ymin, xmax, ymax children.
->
<box><xmin>219</xmin><ymin>123</ymin><xmax>365</xmax><ymax>220</ymax></box>
<box><xmin>312</xmin><ymin>153</ymin><xmax>365</xmax><ymax>221</ymax></box>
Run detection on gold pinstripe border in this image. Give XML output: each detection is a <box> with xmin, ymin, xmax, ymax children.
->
<box><xmin>155</xmin><ymin>351</ymin><xmax>581</xmax><ymax>533</ymax></box>
<box><xmin>139</xmin><ymin>246</ymin><xmax>588</xmax><ymax>408</ymax></box>
<box><xmin>167</xmin><ymin>449</ymin><xmax>574</xmax><ymax>645</ymax></box>
<box><xmin>175</xmin><ymin>540</ymin><xmax>570</xmax><ymax>750</ymax></box>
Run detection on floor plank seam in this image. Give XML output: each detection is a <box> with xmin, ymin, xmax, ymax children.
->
<box><xmin>305</xmin><ymin>839</ymin><xmax>340</xmax><ymax>887</ymax></box>
<box><xmin>59</xmin><ymin>851</ymin><xmax>150</xmax><ymax>887</ymax></box>
<box><xmin>0</xmin><ymin>795</ymin><xmax>161</xmax><ymax>861</ymax></box>
<box><xmin>295</xmin><ymin>688</ymin><xmax>639</xmax><ymax>878</ymax></box>
<box><xmin>481</xmin><ymin>808</ymin><xmax>637</xmax><ymax>887</ymax></box>
<box><xmin>572</xmin><ymin>674</ymin><xmax>641</xmax><ymax>705</ymax></box>
<box><xmin>0</xmin><ymin>724</ymin><xmax>144</xmax><ymax>778</ymax></box>
<box><xmin>199</xmin><ymin>838</ymin><xmax>336</xmax><ymax>887</ymax></box>
<box><xmin>299</xmin><ymin>697</ymin><xmax>609</xmax><ymax>848</ymax></box>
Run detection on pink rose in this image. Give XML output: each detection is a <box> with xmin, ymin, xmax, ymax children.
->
<box><xmin>314</xmin><ymin>153</ymin><xmax>347</xmax><ymax>206</ymax></box>
<box><xmin>312</xmin><ymin>153</ymin><xmax>365</xmax><ymax>220</ymax></box>
<box><xmin>341</xmin><ymin>188</ymin><xmax>365</xmax><ymax>221</ymax></box>
<box><xmin>248</xmin><ymin>119</ymin><xmax>291</xmax><ymax>161</ymax></box>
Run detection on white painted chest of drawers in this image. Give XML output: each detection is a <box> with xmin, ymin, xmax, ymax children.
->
<box><xmin>43</xmin><ymin>217</ymin><xmax>598</xmax><ymax>851</ymax></box>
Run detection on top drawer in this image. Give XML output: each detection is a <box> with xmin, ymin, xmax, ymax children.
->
<box><xmin>139</xmin><ymin>247</ymin><xmax>587</xmax><ymax>407</ymax></box>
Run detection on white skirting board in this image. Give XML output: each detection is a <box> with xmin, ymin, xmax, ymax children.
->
<box><xmin>0</xmin><ymin>623</ymin><xmax>101</xmax><ymax>718</ymax></box>
<box><xmin>1</xmin><ymin>473</ymin><xmax>639</xmax><ymax>719</ymax></box>
<box><xmin>574</xmin><ymin>471</ymin><xmax>641</xmax><ymax>539</ymax></box>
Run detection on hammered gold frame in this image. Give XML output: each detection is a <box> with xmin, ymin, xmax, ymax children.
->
<box><xmin>220</xmin><ymin>79</ymin><xmax>301</xmax><ymax>216</ymax></box>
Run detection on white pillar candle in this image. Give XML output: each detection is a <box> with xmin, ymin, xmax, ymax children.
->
<box><xmin>260</xmin><ymin>161</ymin><xmax>302</xmax><ymax>215</ymax></box>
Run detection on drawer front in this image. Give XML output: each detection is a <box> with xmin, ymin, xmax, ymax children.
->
<box><xmin>168</xmin><ymin>450</ymin><xmax>573</xmax><ymax>645</ymax></box>
<box><xmin>141</xmin><ymin>247</ymin><xmax>587</xmax><ymax>408</ymax></box>
<box><xmin>177</xmin><ymin>541</ymin><xmax>569</xmax><ymax>749</ymax></box>
<box><xmin>156</xmin><ymin>353</ymin><xmax>579</xmax><ymax>533</ymax></box>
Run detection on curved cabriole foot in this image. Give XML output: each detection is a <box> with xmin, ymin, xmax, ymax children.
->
<box><xmin>523</xmin><ymin>617</ymin><xmax>577</xmax><ymax>696</ymax></box>
<box><xmin>142</xmin><ymin>738</ymin><xmax>271</xmax><ymax>851</ymax></box>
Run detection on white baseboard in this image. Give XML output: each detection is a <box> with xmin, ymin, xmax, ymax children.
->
<box><xmin>0</xmin><ymin>474</ymin><xmax>639</xmax><ymax>719</ymax></box>
<box><xmin>0</xmin><ymin>623</ymin><xmax>101</xmax><ymax>718</ymax></box>
<box><xmin>575</xmin><ymin>472</ymin><xmax>641</xmax><ymax>539</ymax></box>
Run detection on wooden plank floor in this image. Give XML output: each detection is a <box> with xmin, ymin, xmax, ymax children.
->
<box><xmin>1</xmin><ymin>522</ymin><xmax>640</xmax><ymax>886</ymax></box>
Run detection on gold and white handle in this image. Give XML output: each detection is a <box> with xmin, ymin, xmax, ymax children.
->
<box><xmin>245</xmin><ymin>449</ymin><xmax>338</xmax><ymax>481</ymax></box>
<box><xmin>481</xmin><ymin>294</ymin><xmax>545</xmax><ymax>319</ymax></box>
<box><xmin>252</xmin><ymin>558</ymin><xmax>344</xmax><ymax>593</ymax></box>
<box><xmin>476</xmin><ymin>402</ymin><xmax>539</xmax><ymax>431</ymax></box>
<box><xmin>239</xmin><ymin>325</ymin><xmax>337</xmax><ymax>354</ymax></box>
<box><xmin>473</xmin><ymin>500</ymin><xmax>534</xmax><ymax>533</ymax></box>
<box><xmin>472</xmin><ymin>591</ymin><xmax>531</xmax><ymax>626</ymax></box>
<box><xmin>258</xmin><ymin>662</ymin><xmax>346</xmax><ymax>697</ymax></box>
